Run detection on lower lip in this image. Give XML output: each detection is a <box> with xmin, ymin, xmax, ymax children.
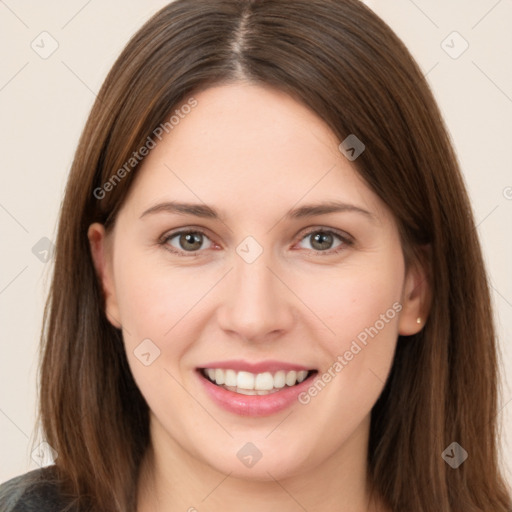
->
<box><xmin>197</xmin><ymin>370</ymin><xmax>316</xmax><ymax>417</ymax></box>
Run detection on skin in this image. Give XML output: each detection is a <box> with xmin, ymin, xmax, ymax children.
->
<box><xmin>88</xmin><ymin>82</ymin><xmax>429</xmax><ymax>512</ymax></box>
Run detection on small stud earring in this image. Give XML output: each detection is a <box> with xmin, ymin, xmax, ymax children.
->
<box><xmin>416</xmin><ymin>317</ymin><xmax>422</xmax><ymax>324</ymax></box>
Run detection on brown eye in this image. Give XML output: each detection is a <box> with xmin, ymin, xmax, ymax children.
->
<box><xmin>164</xmin><ymin>230</ymin><xmax>213</xmax><ymax>254</ymax></box>
<box><xmin>297</xmin><ymin>229</ymin><xmax>352</xmax><ymax>254</ymax></box>
<box><xmin>310</xmin><ymin>232</ymin><xmax>335</xmax><ymax>251</ymax></box>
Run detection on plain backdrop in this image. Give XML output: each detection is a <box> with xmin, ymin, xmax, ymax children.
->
<box><xmin>1</xmin><ymin>0</ymin><xmax>511</xmax><ymax>486</ymax></box>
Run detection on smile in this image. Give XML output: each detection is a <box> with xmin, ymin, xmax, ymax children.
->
<box><xmin>196</xmin><ymin>361</ymin><xmax>318</xmax><ymax>416</ymax></box>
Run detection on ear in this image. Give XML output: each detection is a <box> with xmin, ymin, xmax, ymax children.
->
<box><xmin>398</xmin><ymin>246</ymin><xmax>431</xmax><ymax>336</ymax></box>
<box><xmin>87</xmin><ymin>222</ymin><xmax>122</xmax><ymax>329</ymax></box>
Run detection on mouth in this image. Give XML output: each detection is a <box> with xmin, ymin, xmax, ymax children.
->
<box><xmin>196</xmin><ymin>363</ymin><xmax>318</xmax><ymax>416</ymax></box>
<box><xmin>199</xmin><ymin>367</ymin><xmax>317</xmax><ymax>395</ymax></box>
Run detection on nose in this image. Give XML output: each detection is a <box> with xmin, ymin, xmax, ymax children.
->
<box><xmin>216</xmin><ymin>251</ymin><xmax>296</xmax><ymax>343</ymax></box>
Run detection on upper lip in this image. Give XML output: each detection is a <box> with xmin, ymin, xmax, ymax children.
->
<box><xmin>197</xmin><ymin>359</ymin><xmax>315</xmax><ymax>374</ymax></box>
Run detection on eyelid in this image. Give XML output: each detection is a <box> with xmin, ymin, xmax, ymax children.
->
<box><xmin>159</xmin><ymin>225</ymin><xmax>354</xmax><ymax>257</ymax></box>
<box><xmin>298</xmin><ymin>226</ymin><xmax>354</xmax><ymax>244</ymax></box>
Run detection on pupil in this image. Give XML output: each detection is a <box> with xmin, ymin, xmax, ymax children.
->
<box><xmin>181</xmin><ymin>232</ymin><xmax>202</xmax><ymax>250</ymax></box>
<box><xmin>312</xmin><ymin>232</ymin><xmax>332</xmax><ymax>250</ymax></box>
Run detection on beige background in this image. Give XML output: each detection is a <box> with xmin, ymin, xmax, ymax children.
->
<box><xmin>1</xmin><ymin>0</ymin><xmax>511</xmax><ymax>485</ymax></box>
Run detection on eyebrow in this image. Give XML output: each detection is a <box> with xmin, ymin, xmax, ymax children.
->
<box><xmin>139</xmin><ymin>200</ymin><xmax>375</xmax><ymax>222</ymax></box>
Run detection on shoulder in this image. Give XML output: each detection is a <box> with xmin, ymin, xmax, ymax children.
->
<box><xmin>0</xmin><ymin>466</ymin><xmax>71</xmax><ymax>512</ymax></box>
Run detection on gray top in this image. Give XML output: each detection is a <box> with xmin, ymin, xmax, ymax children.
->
<box><xmin>0</xmin><ymin>467</ymin><xmax>70</xmax><ymax>512</ymax></box>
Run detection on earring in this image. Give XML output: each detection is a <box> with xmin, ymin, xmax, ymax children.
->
<box><xmin>416</xmin><ymin>317</ymin><xmax>422</xmax><ymax>324</ymax></box>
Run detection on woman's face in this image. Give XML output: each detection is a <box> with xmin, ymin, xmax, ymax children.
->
<box><xmin>89</xmin><ymin>82</ymin><xmax>426</xmax><ymax>481</ymax></box>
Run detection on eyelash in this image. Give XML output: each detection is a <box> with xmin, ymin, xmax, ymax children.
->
<box><xmin>158</xmin><ymin>226</ymin><xmax>354</xmax><ymax>257</ymax></box>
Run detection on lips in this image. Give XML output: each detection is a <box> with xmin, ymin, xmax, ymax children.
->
<box><xmin>196</xmin><ymin>360</ymin><xmax>318</xmax><ymax>416</ymax></box>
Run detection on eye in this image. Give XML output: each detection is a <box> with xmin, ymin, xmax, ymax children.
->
<box><xmin>161</xmin><ymin>229</ymin><xmax>214</xmax><ymax>256</ymax></box>
<box><xmin>159</xmin><ymin>227</ymin><xmax>353</xmax><ymax>257</ymax></box>
<box><xmin>296</xmin><ymin>228</ymin><xmax>352</xmax><ymax>254</ymax></box>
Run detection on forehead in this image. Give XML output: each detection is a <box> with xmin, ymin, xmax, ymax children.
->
<box><xmin>120</xmin><ymin>82</ymin><xmax>390</xmax><ymax>225</ymax></box>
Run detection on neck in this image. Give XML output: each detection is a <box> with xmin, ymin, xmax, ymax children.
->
<box><xmin>136</xmin><ymin>413</ymin><xmax>387</xmax><ymax>512</ymax></box>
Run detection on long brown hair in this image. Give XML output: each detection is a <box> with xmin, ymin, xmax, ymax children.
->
<box><xmin>35</xmin><ymin>0</ymin><xmax>511</xmax><ymax>510</ymax></box>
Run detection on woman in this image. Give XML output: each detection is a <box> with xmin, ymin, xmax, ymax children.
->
<box><xmin>1</xmin><ymin>0</ymin><xmax>510</xmax><ymax>511</ymax></box>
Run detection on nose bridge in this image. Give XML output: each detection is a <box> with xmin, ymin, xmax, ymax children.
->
<box><xmin>235</xmin><ymin>252</ymin><xmax>274</xmax><ymax>302</ymax></box>
<box><xmin>217</xmin><ymin>244</ymin><xmax>294</xmax><ymax>341</ymax></box>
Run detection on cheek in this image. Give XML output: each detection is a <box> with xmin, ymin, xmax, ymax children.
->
<box><xmin>110</xmin><ymin>251</ymin><xmax>180</xmax><ymax>374</ymax></box>
<box><xmin>294</xmin><ymin>265</ymin><xmax>403</xmax><ymax>435</ymax></box>
<box><xmin>303</xmin><ymin>255</ymin><xmax>404</xmax><ymax>353</ymax></box>
<box><xmin>111</xmin><ymin>248</ymin><xmax>227</xmax><ymax>388</ymax></box>
<box><xmin>113</xmin><ymin>248</ymin><xmax>199</xmax><ymax>333</ymax></box>
<box><xmin>112</xmin><ymin>253</ymin><xmax>202</xmax><ymax>424</ymax></box>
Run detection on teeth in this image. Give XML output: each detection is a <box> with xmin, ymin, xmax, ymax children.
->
<box><xmin>224</xmin><ymin>369</ymin><xmax>237</xmax><ymax>387</ymax></box>
<box><xmin>285</xmin><ymin>371</ymin><xmax>297</xmax><ymax>386</ymax></box>
<box><xmin>237</xmin><ymin>388</ymin><xmax>258</xmax><ymax>395</ymax></box>
<box><xmin>203</xmin><ymin>368</ymin><xmax>311</xmax><ymax>391</ymax></box>
<box><xmin>273</xmin><ymin>370</ymin><xmax>286</xmax><ymax>388</ymax></box>
<box><xmin>297</xmin><ymin>370</ymin><xmax>308</xmax><ymax>383</ymax></box>
<box><xmin>237</xmin><ymin>371</ymin><xmax>255</xmax><ymax>389</ymax></box>
<box><xmin>215</xmin><ymin>368</ymin><xmax>225</xmax><ymax>385</ymax></box>
<box><xmin>255</xmin><ymin>372</ymin><xmax>274</xmax><ymax>390</ymax></box>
